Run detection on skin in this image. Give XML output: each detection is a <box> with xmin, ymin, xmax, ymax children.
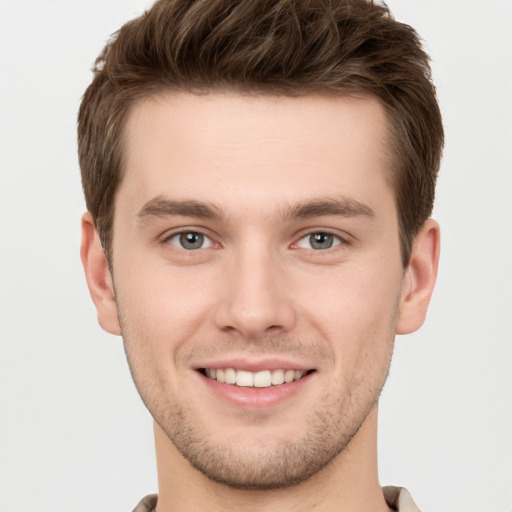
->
<box><xmin>81</xmin><ymin>93</ymin><xmax>440</xmax><ymax>512</ymax></box>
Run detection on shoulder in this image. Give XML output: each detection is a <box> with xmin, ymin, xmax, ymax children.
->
<box><xmin>383</xmin><ymin>486</ymin><xmax>421</xmax><ymax>512</ymax></box>
<box><xmin>131</xmin><ymin>493</ymin><xmax>158</xmax><ymax>512</ymax></box>
<box><xmin>132</xmin><ymin>488</ymin><xmax>420</xmax><ymax>512</ymax></box>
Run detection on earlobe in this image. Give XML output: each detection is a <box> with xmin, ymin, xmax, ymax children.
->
<box><xmin>80</xmin><ymin>212</ymin><xmax>121</xmax><ymax>335</ymax></box>
<box><xmin>396</xmin><ymin>219</ymin><xmax>440</xmax><ymax>335</ymax></box>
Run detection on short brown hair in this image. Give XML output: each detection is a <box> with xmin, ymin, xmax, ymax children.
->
<box><xmin>78</xmin><ymin>0</ymin><xmax>443</xmax><ymax>266</ymax></box>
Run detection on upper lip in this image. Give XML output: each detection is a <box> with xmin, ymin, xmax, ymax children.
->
<box><xmin>193</xmin><ymin>357</ymin><xmax>314</xmax><ymax>373</ymax></box>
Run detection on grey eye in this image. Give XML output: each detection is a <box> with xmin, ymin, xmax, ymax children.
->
<box><xmin>168</xmin><ymin>232</ymin><xmax>213</xmax><ymax>250</ymax></box>
<box><xmin>297</xmin><ymin>232</ymin><xmax>341</xmax><ymax>250</ymax></box>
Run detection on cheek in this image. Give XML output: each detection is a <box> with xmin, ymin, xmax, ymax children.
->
<box><xmin>295</xmin><ymin>261</ymin><xmax>402</xmax><ymax>363</ymax></box>
<box><xmin>114</xmin><ymin>261</ymin><xmax>215</xmax><ymax>356</ymax></box>
<box><xmin>114</xmin><ymin>268</ymin><xmax>211</xmax><ymax>408</ymax></box>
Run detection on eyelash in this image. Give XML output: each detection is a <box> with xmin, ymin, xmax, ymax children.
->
<box><xmin>163</xmin><ymin>230</ymin><xmax>215</xmax><ymax>251</ymax></box>
<box><xmin>295</xmin><ymin>231</ymin><xmax>345</xmax><ymax>251</ymax></box>
<box><xmin>161</xmin><ymin>229</ymin><xmax>347</xmax><ymax>253</ymax></box>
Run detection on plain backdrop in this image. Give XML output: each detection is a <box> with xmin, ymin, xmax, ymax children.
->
<box><xmin>0</xmin><ymin>1</ymin><xmax>511</xmax><ymax>511</ymax></box>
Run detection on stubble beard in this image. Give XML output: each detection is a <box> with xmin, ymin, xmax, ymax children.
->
<box><xmin>156</xmin><ymin>385</ymin><xmax>387</xmax><ymax>490</ymax></box>
<box><xmin>118</xmin><ymin>307</ymin><xmax>397</xmax><ymax>490</ymax></box>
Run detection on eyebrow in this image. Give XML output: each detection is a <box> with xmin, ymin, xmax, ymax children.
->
<box><xmin>136</xmin><ymin>195</ymin><xmax>375</xmax><ymax>225</ymax></box>
<box><xmin>136</xmin><ymin>196</ymin><xmax>225</xmax><ymax>224</ymax></box>
<box><xmin>281</xmin><ymin>196</ymin><xmax>375</xmax><ymax>221</ymax></box>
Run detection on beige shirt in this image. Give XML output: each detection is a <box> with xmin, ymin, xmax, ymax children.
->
<box><xmin>132</xmin><ymin>486</ymin><xmax>421</xmax><ymax>512</ymax></box>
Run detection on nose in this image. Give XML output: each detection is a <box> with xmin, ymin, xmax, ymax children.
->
<box><xmin>213</xmin><ymin>247</ymin><xmax>297</xmax><ymax>339</ymax></box>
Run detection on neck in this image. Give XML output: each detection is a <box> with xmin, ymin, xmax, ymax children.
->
<box><xmin>153</xmin><ymin>406</ymin><xmax>391</xmax><ymax>512</ymax></box>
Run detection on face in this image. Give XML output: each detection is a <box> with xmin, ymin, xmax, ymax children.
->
<box><xmin>106</xmin><ymin>93</ymin><xmax>410</xmax><ymax>488</ymax></box>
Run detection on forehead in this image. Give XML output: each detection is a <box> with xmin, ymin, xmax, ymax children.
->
<box><xmin>119</xmin><ymin>92</ymin><xmax>393</xmax><ymax>213</ymax></box>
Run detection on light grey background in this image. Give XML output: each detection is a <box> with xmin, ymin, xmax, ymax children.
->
<box><xmin>0</xmin><ymin>1</ymin><xmax>510</xmax><ymax>511</ymax></box>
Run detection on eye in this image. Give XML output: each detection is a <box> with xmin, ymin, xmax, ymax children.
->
<box><xmin>167</xmin><ymin>231</ymin><xmax>214</xmax><ymax>251</ymax></box>
<box><xmin>296</xmin><ymin>232</ymin><xmax>342</xmax><ymax>250</ymax></box>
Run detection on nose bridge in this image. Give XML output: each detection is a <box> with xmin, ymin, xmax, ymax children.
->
<box><xmin>214</xmin><ymin>239</ymin><xmax>296</xmax><ymax>337</ymax></box>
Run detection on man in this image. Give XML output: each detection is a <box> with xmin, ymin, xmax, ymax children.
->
<box><xmin>78</xmin><ymin>1</ymin><xmax>443</xmax><ymax>510</ymax></box>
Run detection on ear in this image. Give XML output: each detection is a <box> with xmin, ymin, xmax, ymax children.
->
<box><xmin>80</xmin><ymin>212</ymin><xmax>121</xmax><ymax>335</ymax></box>
<box><xmin>396</xmin><ymin>219</ymin><xmax>440</xmax><ymax>335</ymax></box>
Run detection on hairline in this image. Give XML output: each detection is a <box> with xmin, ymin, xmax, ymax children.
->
<box><xmin>102</xmin><ymin>86</ymin><xmax>408</xmax><ymax>267</ymax></box>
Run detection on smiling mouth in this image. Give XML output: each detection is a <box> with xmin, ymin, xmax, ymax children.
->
<box><xmin>200</xmin><ymin>368</ymin><xmax>314</xmax><ymax>388</ymax></box>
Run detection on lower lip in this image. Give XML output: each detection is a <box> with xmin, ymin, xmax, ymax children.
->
<box><xmin>197</xmin><ymin>371</ymin><xmax>314</xmax><ymax>409</ymax></box>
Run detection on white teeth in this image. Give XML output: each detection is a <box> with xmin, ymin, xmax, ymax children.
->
<box><xmin>205</xmin><ymin>368</ymin><xmax>308</xmax><ymax>387</ymax></box>
<box><xmin>224</xmin><ymin>368</ymin><xmax>236</xmax><ymax>384</ymax></box>
<box><xmin>254</xmin><ymin>370</ymin><xmax>272</xmax><ymax>388</ymax></box>
<box><xmin>284</xmin><ymin>370</ymin><xmax>295</xmax><ymax>383</ymax></box>
<box><xmin>271</xmin><ymin>369</ymin><xmax>284</xmax><ymax>385</ymax></box>
<box><xmin>236</xmin><ymin>370</ymin><xmax>254</xmax><ymax>387</ymax></box>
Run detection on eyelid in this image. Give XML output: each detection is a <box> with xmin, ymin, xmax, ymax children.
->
<box><xmin>292</xmin><ymin>229</ymin><xmax>349</xmax><ymax>250</ymax></box>
<box><xmin>158</xmin><ymin>226</ymin><xmax>350</xmax><ymax>251</ymax></box>
<box><xmin>161</xmin><ymin>228</ymin><xmax>218</xmax><ymax>250</ymax></box>
<box><xmin>297</xmin><ymin>233</ymin><xmax>340</xmax><ymax>249</ymax></box>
